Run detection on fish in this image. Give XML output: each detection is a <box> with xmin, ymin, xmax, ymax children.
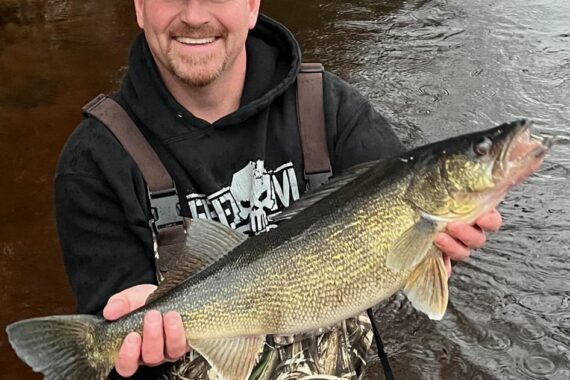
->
<box><xmin>6</xmin><ymin>119</ymin><xmax>553</xmax><ymax>380</ymax></box>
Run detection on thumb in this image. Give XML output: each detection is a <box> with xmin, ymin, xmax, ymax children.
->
<box><xmin>103</xmin><ymin>296</ymin><xmax>130</xmax><ymax>321</ymax></box>
<box><xmin>103</xmin><ymin>284</ymin><xmax>158</xmax><ymax>321</ymax></box>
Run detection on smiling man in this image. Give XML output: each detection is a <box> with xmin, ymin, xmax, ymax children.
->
<box><xmin>136</xmin><ymin>0</ymin><xmax>260</xmax><ymax>123</ymax></box>
<box><xmin>54</xmin><ymin>0</ymin><xmax>501</xmax><ymax>378</ymax></box>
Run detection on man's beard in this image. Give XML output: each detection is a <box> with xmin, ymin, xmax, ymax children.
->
<box><xmin>167</xmin><ymin>50</ymin><xmax>227</xmax><ymax>88</ymax></box>
<box><xmin>166</xmin><ymin>24</ymin><xmax>229</xmax><ymax>88</ymax></box>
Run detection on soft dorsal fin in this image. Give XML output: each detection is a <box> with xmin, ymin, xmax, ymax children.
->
<box><xmin>189</xmin><ymin>335</ymin><xmax>266</xmax><ymax>380</ymax></box>
<box><xmin>386</xmin><ymin>216</ymin><xmax>438</xmax><ymax>272</ymax></box>
<box><xmin>146</xmin><ymin>218</ymin><xmax>247</xmax><ymax>304</ymax></box>
<box><xmin>270</xmin><ymin>160</ymin><xmax>379</xmax><ymax>222</ymax></box>
<box><xmin>403</xmin><ymin>246</ymin><xmax>449</xmax><ymax>320</ymax></box>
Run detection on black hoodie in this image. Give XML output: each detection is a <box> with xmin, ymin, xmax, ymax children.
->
<box><xmin>55</xmin><ymin>15</ymin><xmax>403</xmax><ymax>376</ymax></box>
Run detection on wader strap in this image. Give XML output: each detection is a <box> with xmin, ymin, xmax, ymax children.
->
<box><xmin>82</xmin><ymin>94</ymin><xmax>186</xmax><ymax>281</ymax></box>
<box><xmin>297</xmin><ymin>63</ymin><xmax>332</xmax><ymax>190</ymax></box>
<box><xmin>297</xmin><ymin>65</ymin><xmax>394</xmax><ymax>380</ymax></box>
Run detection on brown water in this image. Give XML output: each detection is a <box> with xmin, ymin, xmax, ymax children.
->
<box><xmin>1</xmin><ymin>0</ymin><xmax>568</xmax><ymax>379</ymax></box>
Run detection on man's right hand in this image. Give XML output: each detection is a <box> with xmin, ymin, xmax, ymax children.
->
<box><xmin>103</xmin><ymin>284</ymin><xmax>190</xmax><ymax>377</ymax></box>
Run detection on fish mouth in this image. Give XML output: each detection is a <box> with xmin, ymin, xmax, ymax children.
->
<box><xmin>495</xmin><ymin>120</ymin><xmax>553</xmax><ymax>186</ymax></box>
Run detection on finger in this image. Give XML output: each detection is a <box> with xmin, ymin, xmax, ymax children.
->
<box><xmin>103</xmin><ymin>297</ymin><xmax>130</xmax><ymax>321</ymax></box>
<box><xmin>103</xmin><ymin>284</ymin><xmax>158</xmax><ymax>320</ymax></box>
<box><xmin>443</xmin><ymin>254</ymin><xmax>452</xmax><ymax>278</ymax></box>
<box><xmin>446</xmin><ymin>222</ymin><xmax>487</xmax><ymax>249</ymax></box>
<box><xmin>435</xmin><ymin>232</ymin><xmax>471</xmax><ymax>261</ymax></box>
<box><xmin>475</xmin><ymin>209</ymin><xmax>503</xmax><ymax>232</ymax></box>
<box><xmin>164</xmin><ymin>311</ymin><xmax>189</xmax><ymax>360</ymax></box>
<box><xmin>124</xmin><ymin>284</ymin><xmax>158</xmax><ymax>310</ymax></box>
<box><xmin>141</xmin><ymin>310</ymin><xmax>165</xmax><ymax>366</ymax></box>
<box><xmin>115</xmin><ymin>332</ymin><xmax>142</xmax><ymax>377</ymax></box>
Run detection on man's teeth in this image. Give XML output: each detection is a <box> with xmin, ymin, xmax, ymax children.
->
<box><xmin>176</xmin><ymin>37</ymin><xmax>216</xmax><ymax>45</ymax></box>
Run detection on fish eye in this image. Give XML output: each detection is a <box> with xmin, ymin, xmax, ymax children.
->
<box><xmin>474</xmin><ymin>137</ymin><xmax>493</xmax><ymax>156</ymax></box>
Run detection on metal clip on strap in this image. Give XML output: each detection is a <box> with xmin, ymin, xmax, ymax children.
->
<box><xmin>83</xmin><ymin>94</ymin><xmax>186</xmax><ymax>281</ymax></box>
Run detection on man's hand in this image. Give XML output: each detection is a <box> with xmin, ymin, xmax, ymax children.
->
<box><xmin>103</xmin><ymin>284</ymin><xmax>190</xmax><ymax>377</ymax></box>
<box><xmin>435</xmin><ymin>209</ymin><xmax>502</xmax><ymax>276</ymax></box>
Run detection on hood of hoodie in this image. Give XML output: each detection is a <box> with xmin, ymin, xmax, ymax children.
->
<box><xmin>120</xmin><ymin>14</ymin><xmax>301</xmax><ymax>141</ymax></box>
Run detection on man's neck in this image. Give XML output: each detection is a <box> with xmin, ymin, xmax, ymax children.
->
<box><xmin>159</xmin><ymin>52</ymin><xmax>247</xmax><ymax>124</ymax></box>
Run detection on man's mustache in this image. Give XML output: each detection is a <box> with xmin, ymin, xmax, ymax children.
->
<box><xmin>169</xmin><ymin>24</ymin><xmax>226</xmax><ymax>39</ymax></box>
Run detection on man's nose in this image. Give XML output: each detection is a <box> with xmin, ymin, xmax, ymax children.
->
<box><xmin>180</xmin><ymin>0</ymin><xmax>211</xmax><ymax>26</ymax></box>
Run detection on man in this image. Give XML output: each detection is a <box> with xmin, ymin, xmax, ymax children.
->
<box><xmin>55</xmin><ymin>0</ymin><xmax>502</xmax><ymax>378</ymax></box>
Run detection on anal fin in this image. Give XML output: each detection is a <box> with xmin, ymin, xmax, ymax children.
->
<box><xmin>403</xmin><ymin>246</ymin><xmax>449</xmax><ymax>320</ymax></box>
<box><xmin>190</xmin><ymin>335</ymin><xmax>265</xmax><ymax>380</ymax></box>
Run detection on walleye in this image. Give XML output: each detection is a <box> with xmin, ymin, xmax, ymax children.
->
<box><xmin>7</xmin><ymin>120</ymin><xmax>552</xmax><ymax>380</ymax></box>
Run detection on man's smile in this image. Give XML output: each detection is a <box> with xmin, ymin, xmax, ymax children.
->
<box><xmin>174</xmin><ymin>36</ymin><xmax>218</xmax><ymax>46</ymax></box>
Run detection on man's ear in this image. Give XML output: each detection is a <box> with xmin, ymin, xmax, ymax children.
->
<box><xmin>248</xmin><ymin>0</ymin><xmax>261</xmax><ymax>30</ymax></box>
<box><xmin>134</xmin><ymin>0</ymin><xmax>145</xmax><ymax>29</ymax></box>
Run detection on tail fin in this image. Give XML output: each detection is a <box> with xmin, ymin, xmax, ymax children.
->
<box><xmin>6</xmin><ymin>315</ymin><xmax>113</xmax><ymax>380</ymax></box>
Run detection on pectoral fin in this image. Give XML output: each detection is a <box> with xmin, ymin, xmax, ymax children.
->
<box><xmin>403</xmin><ymin>247</ymin><xmax>449</xmax><ymax>320</ymax></box>
<box><xmin>190</xmin><ymin>336</ymin><xmax>265</xmax><ymax>380</ymax></box>
<box><xmin>386</xmin><ymin>217</ymin><xmax>437</xmax><ymax>272</ymax></box>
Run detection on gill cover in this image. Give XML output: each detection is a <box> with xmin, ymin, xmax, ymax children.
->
<box><xmin>436</xmin><ymin>123</ymin><xmax>525</xmax><ymax>217</ymax></box>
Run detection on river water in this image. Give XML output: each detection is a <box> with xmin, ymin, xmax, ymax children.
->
<box><xmin>0</xmin><ymin>0</ymin><xmax>568</xmax><ymax>379</ymax></box>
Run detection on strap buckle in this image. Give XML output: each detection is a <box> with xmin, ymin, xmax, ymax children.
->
<box><xmin>148</xmin><ymin>186</ymin><xmax>184</xmax><ymax>232</ymax></box>
<box><xmin>147</xmin><ymin>186</ymin><xmax>185</xmax><ymax>284</ymax></box>
<box><xmin>304</xmin><ymin>168</ymin><xmax>332</xmax><ymax>191</ymax></box>
<box><xmin>299</xmin><ymin>62</ymin><xmax>324</xmax><ymax>73</ymax></box>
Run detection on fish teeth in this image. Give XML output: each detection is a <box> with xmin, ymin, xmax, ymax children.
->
<box><xmin>175</xmin><ymin>36</ymin><xmax>216</xmax><ymax>45</ymax></box>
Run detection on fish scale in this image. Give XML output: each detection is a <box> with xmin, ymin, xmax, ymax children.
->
<box><xmin>93</xmin><ymin>174</ymin><xmax>418</xmax><ymax>356</ymax></box>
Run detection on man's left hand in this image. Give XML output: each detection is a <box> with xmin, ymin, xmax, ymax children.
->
<box><xmin>435</xmin><ymin>209</ymin><xmax>502</xmax><ymax>277</ymax></box>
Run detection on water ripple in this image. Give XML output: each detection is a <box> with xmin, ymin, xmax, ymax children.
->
<box><xmin>517</xmin><ymin>293</ymin><xmax>568</xmax><ymax>314</ymax></box>
<box><xmin>3</xmin><ymin>0</ymin><xmax>569</xmax><ymax>378</ymax></box>
<box><xmin>480</xmin><ymin>330</ymin><xmax>513</xmax><ymax>352</ymax></box>
<box><xmin>517</xmin><ymin>356</ymin><xmax>557</xmax><ymax>379</ymax></box>
<box><xmin>517</xmin><ymin>325</ymin><xmax>547</xmax><ymax>343</ymax></box>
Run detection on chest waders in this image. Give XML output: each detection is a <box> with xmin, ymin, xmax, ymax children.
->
<box><xmin>82</xmin><ymin>64</ymin><xmax>394</xmax><ymax>380</ymax></box>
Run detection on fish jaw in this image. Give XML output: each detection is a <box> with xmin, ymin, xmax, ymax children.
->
<box><xmin>435</xmin><ymin>120</ymin><xmax>552</xmax><ymax>224</ymax></box>
<box><xmin>495</xmin><ymin>122</ymin><xmax>552</xmax><ymax>189</ymax></box>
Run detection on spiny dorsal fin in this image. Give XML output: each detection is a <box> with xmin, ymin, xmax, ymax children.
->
<box><xmin>146</xmin><ymin>218</ymin><xmax>247</xmax><ymax>304</ymax></box>
<box><xmin>189</xmin><ymin>336</ymin><xmax>266</xmax><ymax>380</ymax></box>
<box><xmin>403</xmin><ymin>246</ymin><xmax>449</xmax><ymax>320</ymax></box>
<box><xmin>386</xmin><ymin>216</ymin><xmax>438</xmax><ymax>272</ymax></box>
<box><xmin>270</xmin><ymin>160</ymin><xmax>379</xmax><ymax>222</ymax></box>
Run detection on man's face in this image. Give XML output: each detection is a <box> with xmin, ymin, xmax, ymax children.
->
<box><xmin>134</xmin><ymin>0</ymin><xmax>261</xmax><ymax>88</ymax></box>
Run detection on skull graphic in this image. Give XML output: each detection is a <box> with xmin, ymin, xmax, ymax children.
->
<box><xmin>230</xmin><ymin>160</ymin><xmax>276</xmax><ymax>233</ymax></box>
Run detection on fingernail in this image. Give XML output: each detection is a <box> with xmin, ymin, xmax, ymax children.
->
<box><xmin>164</xmin><ymin>312</ymin><xmax>180</xmax><ymax>327</ymax></box>
<box><xmin>107</xmin><ymin>298</ymin><xmax>125</xmax><ymax>309</ymax></box>
<box><xmin>127</xmin><ymin>333</ymin><xmax>140</xmax><ymax>345</ymax></box>
<box><xmin>104</xmin><ymin>299</ymin><xmax>125</xmax><ymax>317</ymax></box>
<box><xmin>146</xmin><ymin>311</ymin><xmax>161</xmax><ymax>323</ymax></box>
<box><xmin>446</xmin><ymin>223</ymin><xmax>461</xmax><ymax>234</ymax></box>
<box><xmin>435</xmin><ymin>233</ymin><xmax>447</xmax><ymax>246</ymax></box>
